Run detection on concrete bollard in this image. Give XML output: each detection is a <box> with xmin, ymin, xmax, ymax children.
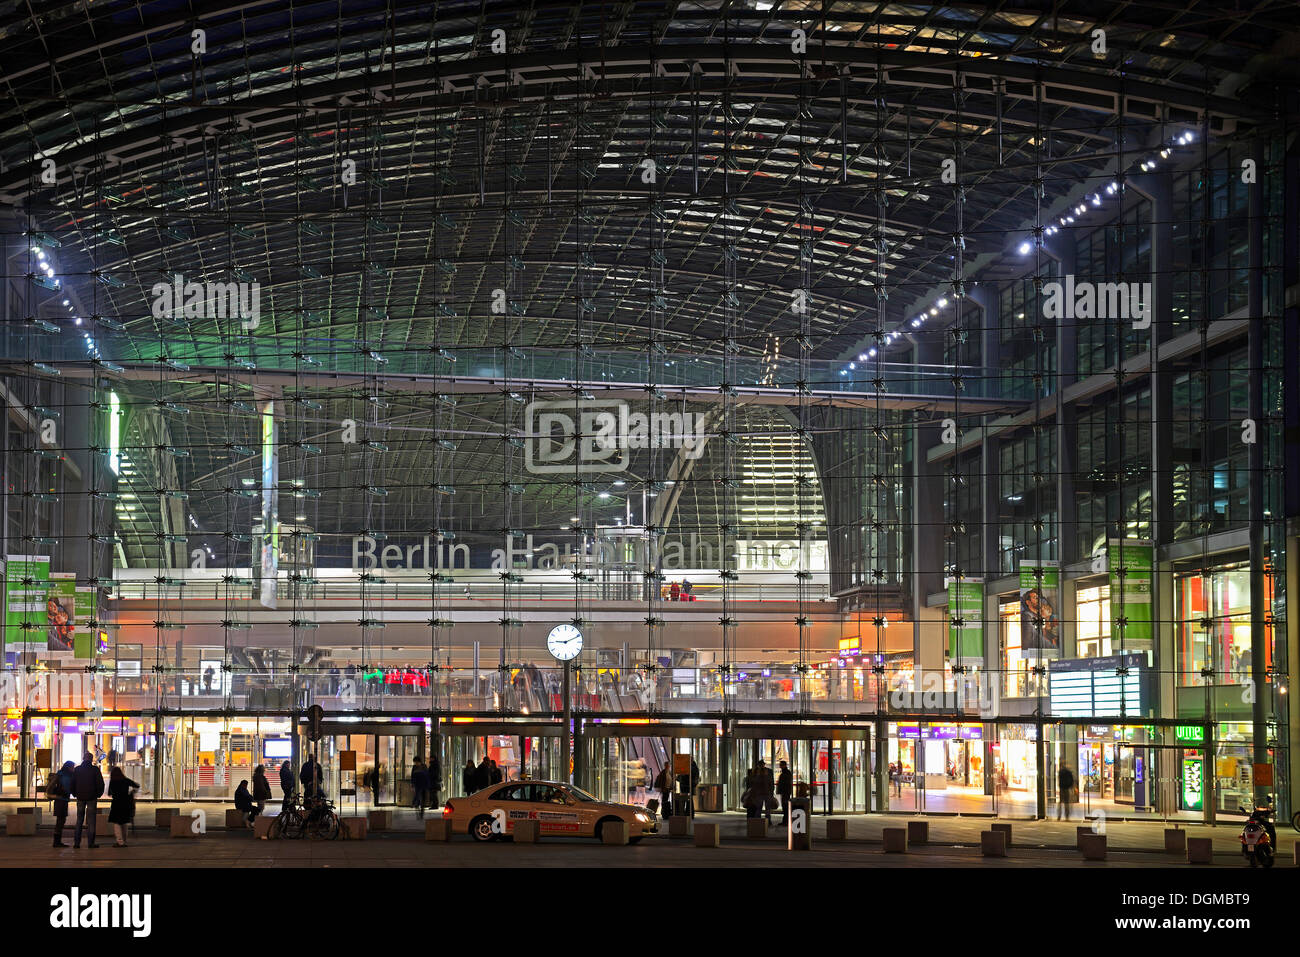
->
<box><xmin>825</xmin><ymin>818</ymin><xmax>848</xmax><ymax>841</ymax></box>
<box><xmin>601</xmin><ymin>820</ymin><xmax>629</xmax><ymax>845</ymax></box>
<box><xmin>253</xmin><ymin>815</ymin><xmax>276</xmax><ymax>839</ymax></box>
<box><xmin>1164</xmin><ymin>829</ymin><xmax>1186</xmax><ymax>854</ymax></box>
<box><xmin>992</xmin><ymin>823</ymin><xmax>1012</xmax><ymax>845</ymax></box>
<box><xmin>5</xmin><ymin>814</ymin><xmax>36</xmax><ymax>836</ymax></box>
<box><xmin>907</xmin><ymin>820</ymin><xmax>929</xmax><ymax>845</ymax></box>
<box><xmin>980</xmin><ymin>830</ymin><xmax>1007</xmax><ymax>857</ymax></box>
<box><xmin>17</xmin><ymin>807</ymin><xmax>42</xmax><ymax>824</ymax></box>
<box><xmin>1076</xmin><ymin>826</ymin><xmax>1095</xmax><ymax>848</ymax></box>
<box><xmin>882</xmin><ymin>827</ymin><xmax>908</xmax><ymax>853</ymax></box>
<box><xmin>694</xmin><ymin>822</ymin><xmax>721</xmax><ymax>847</ymax></box>
<box><xmin>1187</xmin><ymin>837</ymin><xmax>1214</xmax><ymax>864</ymax></box>
<box><xmin>513</xmin><ymin>820</ymin><xmax>540</xmax><ymax>843</ymax></box>
<box><xmin>225</xmin><ymin>809</ymin><xmax>249</xmax><ymax>829</ymax></box>
<box><xmin>154</xmin><ymin>807</ymin><xmax>178</xmax><ymax>829</ymax></box>
<box><xmin>169</xmin><ymin>814</ymin><xmax>199</xmax><ymax>838</ymax></box>
<box><xmin>367</xmin><ymin>809</ymin><xmax>392</xmax><ymax>832</ymax></box>
<box><xmin>1079</xmin><ymin>833</ymin><xmax>1107</xmax><ymax>860</ymax></box>
<box><xmin>424</xmin><ymin>818</ymin><xmax>452</xmax><ymax>842</ymax></box>
<box><xmin>668</xmin><ymin>816</ymin><xmax>693</xmax><ymax>838</ymax></box>
<box><xmin>341</xmin><ymin>817</ymin><xmax>367</xmax><ymax>840</ymax></box>
<box><xmin>746</xmin><ymin>818</ymin><xmax>768</xmax><ymax>839</ymax></box>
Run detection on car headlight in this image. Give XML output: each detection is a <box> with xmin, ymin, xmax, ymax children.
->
<box><xmin>635</xmin><ymin>812</ymin><xmax>651</xmax><ymax>823</ymax></box>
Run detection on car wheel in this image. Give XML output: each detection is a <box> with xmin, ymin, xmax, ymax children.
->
<box><xmin>470</xmin><ymin>815</ymin><xmax>495</xmax><ymax>842</ymax></box>
<box><xmin>1292</xmin><ymin>810</ymin><xmax>1300</xmax><ymax>833</ymax></box>
<box><xmin>594</xmin><ymin>816</ymin><xmax>621</xmax><ymax>842</ymax></box>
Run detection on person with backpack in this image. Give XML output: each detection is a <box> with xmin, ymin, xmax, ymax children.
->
<box><xmin>49</xmin><ymin>760</ymin><xmax>75</xmax><ymax>848</ymax></box>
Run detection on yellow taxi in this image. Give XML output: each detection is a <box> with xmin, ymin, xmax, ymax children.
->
<box><xmin>443</xmin><ymin>780</ymin><xmax>658</xmax><ymax>842</ymax></box>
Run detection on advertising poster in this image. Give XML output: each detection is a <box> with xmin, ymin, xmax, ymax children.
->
<box><xmin>1108</xmin><ymin>538</ymin><xmax>1154</xmax><ymax>645</ymax></box>
<box><xmin>4</xmin><ymin>555</ymin><xmax>50</xmax><ymax>655</ymax></box>
<box><xmin>946</xmin><ymin>578</ymin><xmax>984</xmax><ymax>664</ymax></box>
<box><xmin>1018</xmin><ymin>562</ymin><xmax>1060</xmax><ymax>652</ymax></box>
<box><xmin>43</xmin><ymin>572</ymin><xmax>77</xmax><ymax>660</ymax></box>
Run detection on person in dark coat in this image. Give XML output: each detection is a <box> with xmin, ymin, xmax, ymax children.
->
<box><xmin>755</xmin><ymin>759</ymin><xmax>776</xmax><ymax>824</ymax></box>
<box><xmin>278</xmin><ymin>760</ymin><xmax>295</xmax><ymax>809</ymax></box>
<box><xmin>106</xmin><ymin>765</ymin><xmax>138</xmax><ymax>847</ymax></box>
<box><xmin>300</xmin><ymin>753</ymin><xmax>322</xmax><ymax>800</ymax></box>
<box><xmin>1058</xmin><ymin>765</ymin><xmax>1076</xmax><ymax>820</ymax></box>
<box><xmin>776</xmin><ymin>760</ymin><xmax>794</xmax><ymax>825</ymax></box>
<box><xmin>473</xmin><ymin>756</ymin><xmax>492</xmax><ymax>792</ymax></box>
<box><xmin>653</xmin><ymin>765</ymin><xmax>673</xmax><ymax>818</ymax></box>
<box><xmin>72</xmin><ymin>752</ymin><xmax>105</xmax><ymax>849</ymax></box>
<box><xmin>234</xmin><ymin>780</ymin><xmax>257</xmax><ymax>825</ymax></box>
<box><xmin>675</xmin><ymin>759</ymin><xmax>700</xmax><ymax>817</ymax></box>
<box><xmin>411</xmin><ymin>760</ymin><xmax>430</xmax><ymax>817</ymax></box>
<box><xmin>49</xmin><ymin>760</ymin><xmax>75</xmax><ymax>848</ymax></box>
<box><xmin>462</xmin><ymin>760</ymin><xmax>476</xmax><ymax>795</ymax></box>
<box><xmin>252</xmin><ymin>765</ymin><xmax>273</xmax><ymax>819</ymax></box>
<box><xmin>489</xmin><ymin>758</ymin><xmax>503</xmax><ymax>785</ymax></box>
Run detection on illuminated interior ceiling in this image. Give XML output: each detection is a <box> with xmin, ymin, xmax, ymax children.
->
<box><xmin>0</xmin><ymin>1</ymin><xmax>1287</xmax><ymax>566</ymax></box>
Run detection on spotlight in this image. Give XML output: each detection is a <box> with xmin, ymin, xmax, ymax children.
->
<box><xmin>910</xmin><ymin>318</ymin><xmax>921</xmax><ymax>328</ymax></box>
<box><xmin>1017</xmin><ymin>241</ymin><xmax>1031</xmax><ymax>255</ymax></box>
<box><xmin>849</xmin><ymin>362</ymin><xmax>856</xmax><ymax>370</ymax></box>
<box><xmin>867</xmin><ymin>348</ymin><xmax>877</xmax><ymax>358</ymax></box>
<box><xmin>1091</xmin><ymin>194</ymin><xmax>1101</xmax><ymax>206</ymax></box>
<box><xmin>937</xmin><ymin>298</ymin><xmax>948</xmax><ymax>308</ymax></box>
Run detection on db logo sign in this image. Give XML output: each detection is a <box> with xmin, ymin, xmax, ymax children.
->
<box><xmin>524</xmin><ymin>400</ymin><xmax>708</xmax><ymax>475</ymax></box>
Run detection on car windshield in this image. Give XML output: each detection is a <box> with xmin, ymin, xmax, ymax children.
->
<box><xmin>565</xmin><ymin>785</ymin><xmax>598</xmax><ymax>802</ymax></box>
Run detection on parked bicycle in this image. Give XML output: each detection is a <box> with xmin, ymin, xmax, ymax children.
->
<box><xmin>269</xmin><ymin>792</ymin><xmax>341</xmax><ymax>840</ymax></box>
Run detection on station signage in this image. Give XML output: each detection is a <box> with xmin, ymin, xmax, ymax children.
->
<box><xmin>1047</xmin><ymin>652</ymin><xmax>1149</xmax><ymax>717</ymax></box>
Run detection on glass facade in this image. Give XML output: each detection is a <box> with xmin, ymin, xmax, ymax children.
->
<box><xmin>0</xmin><ymin>5</ymin><xmax>1293</xmax><ymax>830</ymax></box>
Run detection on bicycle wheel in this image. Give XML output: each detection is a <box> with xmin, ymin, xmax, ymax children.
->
<box><xmin>311</xmin><ymin>812</ymin><xmax>341</xmax><ymax>840</ymax></box>
<box><xmin>275</xmin><ymin>809</ymin><xmax>304</xmax><ymax>839</ymax></box>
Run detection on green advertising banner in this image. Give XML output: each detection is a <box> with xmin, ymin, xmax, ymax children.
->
<box><xmin>1018</xmin><ymin>562</ymin><xmax>1061</xmax><ymax>652</ymax></box>
<box><xmin>1108</xmin><ymin>538</ymin><xmax>1154</xmax><ymax>645</ymax></box>
<box><xmin>947</xmin><ymin>578</ymin><xmax>984</xmax><ymax>664</ymax></box>
<box><xmin>73</xmin><ymin>586</ymin><xmax>99</xmax><ymax>662</ymax></box>
<box><xmin>4</xmin><ymin>555</ymin><xmax>50</xmax><ymax>654</ymax></box>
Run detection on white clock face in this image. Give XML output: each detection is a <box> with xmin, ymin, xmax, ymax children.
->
<box><xmin>547</xmin><ymin>624</ymin><xmax>583</xmax><ymax>661</ymax></box>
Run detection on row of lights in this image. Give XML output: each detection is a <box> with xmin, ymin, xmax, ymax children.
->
<box><xmin>841</xmin><ymin>129</ymin><xmax>1199</xmax><ymax>376</ymax></box>
<box><xmin>1022</xmin><ymin>129</ymin><xmax>1196</xmax><ymax>252</ymax></box>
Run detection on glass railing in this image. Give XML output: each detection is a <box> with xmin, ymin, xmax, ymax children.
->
<box><xmin>4</xmin><ymin>328</ymin><xmax>1033</xmax><ymax>402</ymax></box>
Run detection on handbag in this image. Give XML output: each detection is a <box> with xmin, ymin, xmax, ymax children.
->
<box><xmin>765</xmin><ymin>794</ymin><xmax>779</xmax><ymax>811</ymax></box>
<box><xmin>740</xmin><ymin>788</ymin><xmax>754</xmax><ymax>808</ymax></box>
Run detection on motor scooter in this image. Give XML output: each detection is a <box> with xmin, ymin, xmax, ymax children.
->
<box><xmin>1240</xmin><ymin>800</ymin><xmax>1276</xmax><ymax>868</ymax></box>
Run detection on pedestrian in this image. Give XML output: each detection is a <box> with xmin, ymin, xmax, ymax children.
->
<box><xmin>1058</xmin><ymin>764</ymin><xmax>1076</xmax><ymax>820</ymax></box>
<box><xmin>669</xmin><ymin>581</ymin><xmax>681</xmax><ymax>602</ymax></box>
<box><xmin>107</xmin><ymin>747</ymin><xmax>118</xmax><ymax>768</ymax></box>
<box><xmin>72</xmin><ymin>751</ymin><xmax>104</xmax><ymax>849</ymax></box>
<box><xmin>279</xmin><ymin>759</ymin><xmax>295</xmax><ymax>809</ymax></box>
<box><xmin>411</xmin><ymin>759</ymin><xmax>429</xmax><ymax>817</ymax></box>
<box><xmin>741</xmin><ymin>765</ymin><xmax>759</xmax><ymax>818</ymax></box>
<box><xmin>203</xmin><ymin>665</ymin><xmax>215</xmax><ymax>693</ymax></box>
<box><xmin>300</xmin><ymin>753</ymin><xmax>322</xmax><ymax>800</ymax></box>
<box><xmin>252</xmin><ymin>764</ymin><xmax>273</xmax><ymax>819</ymax></box>
<box><xmin>653</xmin><ymin>765</ymin><xmax>673</xmax><ymax>818</ymax></box>
<box><xmin>462</xmin><ymin>759</ymin><xmax>477</xmax><ymax>795</ymax></box>
<box><xmin>675</xmin><ymin>759</ymin><xmax>699</xmax><ymax>818</ymax></box>
<box><xmin>369</xmin><ymin>764</ymin><xmax>382</xmax><ymax>806</ymax></box>
<box><xmin>776</xmin><ymin>760</ymin><xmax>793</xmax><ymax>825</ymax></box>
<box><xmin>758</xmin><ymin>759</ymin><xmax>776</xmax><ymax>823</ymax></box>
<box><xmin>49</xmin><ymin>760</ymin><xmax>75</xmax><ymax>847</ymax></box>
<box><xmin>489</xmin><ymin>757</ymin><xmax>503</xmax><ymax>785</ymax></box>
<box><xmin>234</xmin><ymin>779</ymin><xmax>257</xmax><ymax>825</ymax></box>
<box><xmin>106</xmin><ymin>766</ymin><xmax>138</xmax><ymax>847</ymax></box>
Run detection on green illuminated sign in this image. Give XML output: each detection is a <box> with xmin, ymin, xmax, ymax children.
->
<box><xmin>1175</xmin><ymin>725</ymin><xmax>1205</xmax><ymax>743</ymax></box>
<box><xmin>1182</xmin><ymin>756</ymin><xmax>1204</xmax><ymax>811</ymax></box>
